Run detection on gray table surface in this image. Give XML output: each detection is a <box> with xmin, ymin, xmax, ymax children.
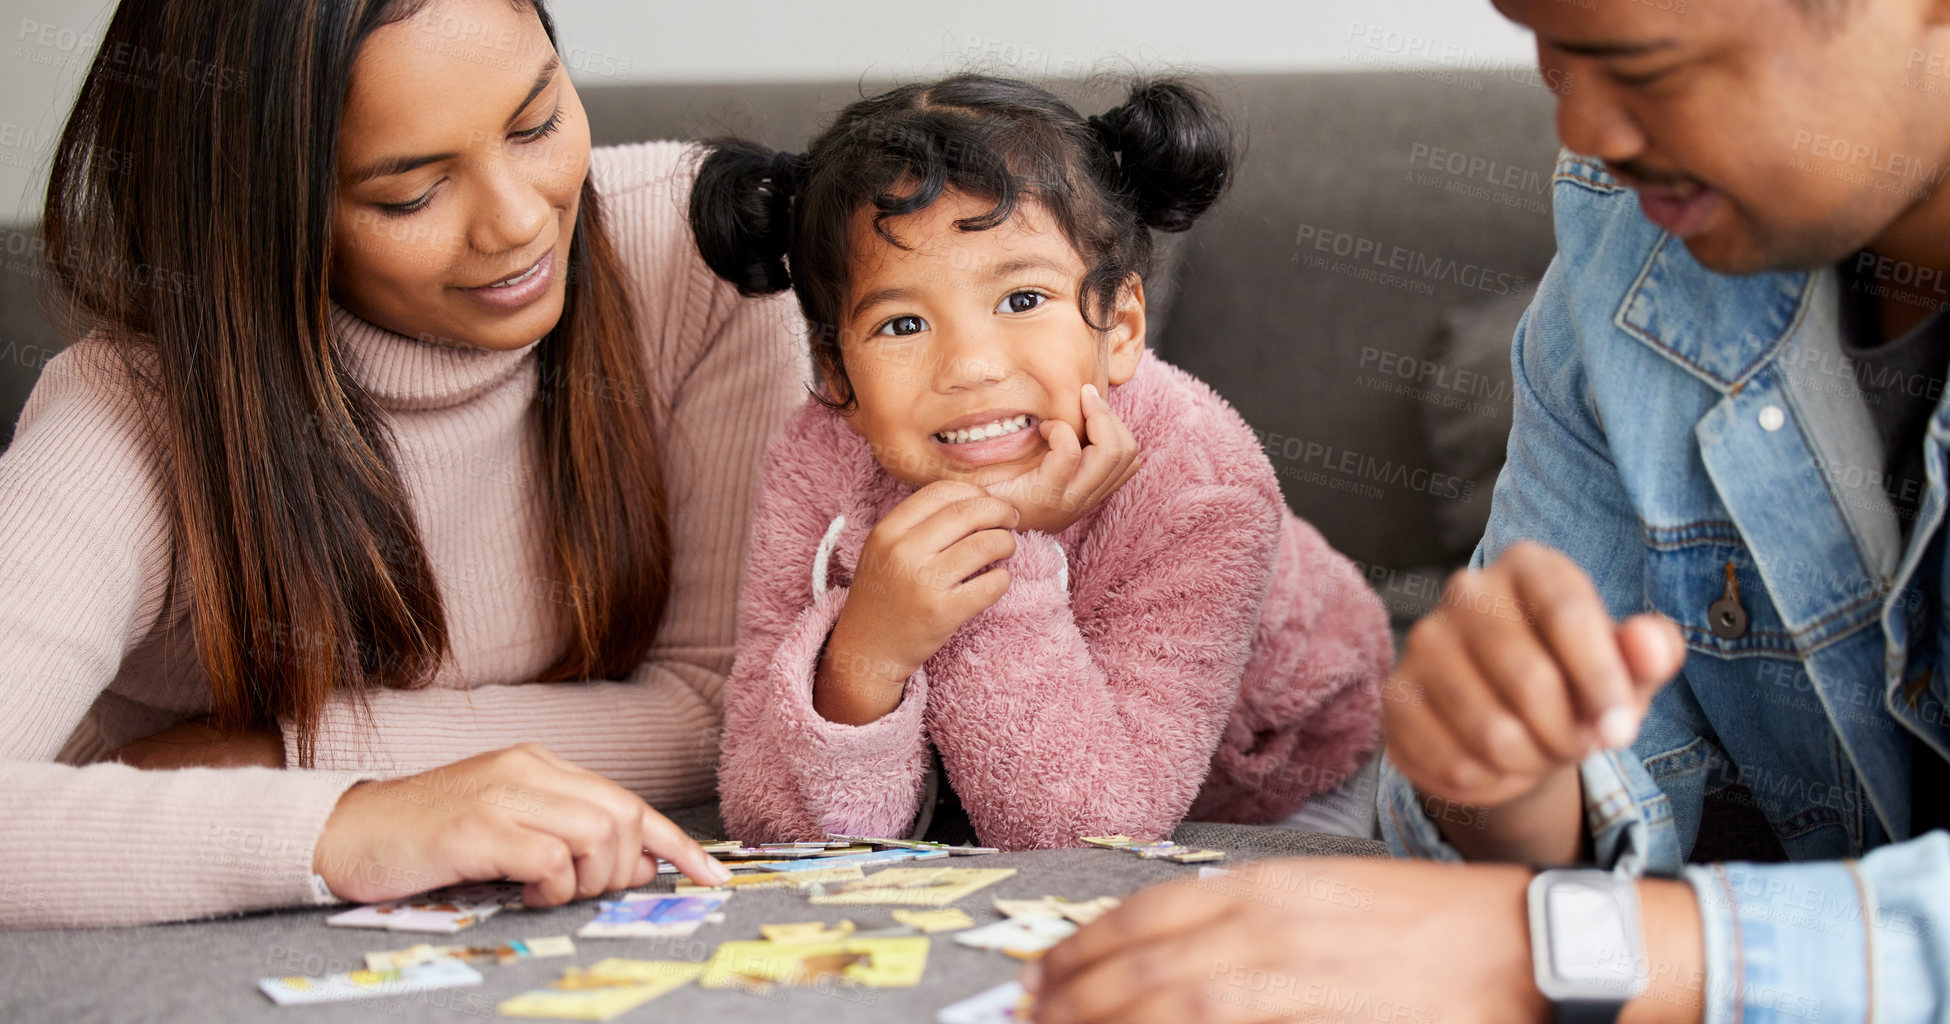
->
<box><xmin>0</xmin><ymin>805</ymin><xmax>1383</xmax><ymax>1023</ymax></box>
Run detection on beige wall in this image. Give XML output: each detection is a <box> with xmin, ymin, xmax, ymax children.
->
<box><xmin>0</xmin><ymin>0</ymin><xmax>1534</xmax><ymax>222</ymax></box>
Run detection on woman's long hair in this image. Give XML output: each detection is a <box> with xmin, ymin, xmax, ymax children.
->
<box><xmin>38</xmin><ymin>0</ymin><xmax>669</xmax><ymax>764</ymax></box>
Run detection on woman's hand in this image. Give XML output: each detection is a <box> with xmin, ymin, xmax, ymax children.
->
<box><xmin>985</xmin><ymin>383</ymin><xmax>1142</xmax><ymax>535</ymax></box>
<box><xmin>112</xmin><ymin>718</ymin><xmax>286</xmax><ymax>769</ymax></box>
<box><xmin>311</xmin><ymin>743</ymin><xmax>733</xmax><ymax>906</ymax></box>
<box><xmin>815</xmin><ymin>480</ymin><xmax>1020</xmax><ymax>724</ymax></box>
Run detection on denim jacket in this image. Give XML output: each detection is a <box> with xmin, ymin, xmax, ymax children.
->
<box><xmin>1378</xmin><ymin>152</ymin><xmax>1950</xmax><ymax>1024</ymax></box>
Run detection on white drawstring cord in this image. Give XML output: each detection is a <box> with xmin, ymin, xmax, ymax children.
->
<box><xmin>812</xmin><ymin>513</ymin><xmax>847</xmax><ymax>600</ymax></box>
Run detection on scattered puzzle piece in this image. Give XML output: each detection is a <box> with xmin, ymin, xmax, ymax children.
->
<box><xmin>953</xmin><ymin>916</ymin><xmax>1078</xmax><ymax>959</ymax></box>
<box><xmin>675</xmin><ymin>864</ymin><xmax>866</xmax><ymax>893</ymax></box>
<box><xmin>700</xmin><ymin>936</ymin><xmax>930</xmax><ymax>989</ymax></box>
<box><xmin>364</xmin><ymin>935</ymin><xmax>574</xmax><ymax>971</ymax></box>
<box><xmin>808</xmin><ymin>867</ymin><xmax>1017</xmax><ymax>907</ymax></box>
<box><xmin>937</xmin><ymin>979</ymin><xmax>1036</xmax><ymax>1023</ymax></box>
<box><xmin>576</xmin><ymin>893</ymin><xmax>730</xmax><ymax>939</ymax></box>
<box><xmin>993</xmin><ymin>896</ymin><xmax>1121</xmax><ymax>926</ymax></box>
<box><xmin>891</xmin><ymin>908</ymin><xmax>975</xmax><ymax>933</ymax></box>
<box><xmin>498</xmin><ymin>960</ymin><xmax>702</xmax><ymax>1020</ymax></box>
<box><xmin>760</xmin><ymin>919</ymin><xmax>858</xmax><ymax>943</ymax></box>
<box><xmin>258</xmin><ymin>959</ymin><xmax>483</xmax><ymax>1006</ymax></box>
<box><xmin>325</xmin><ymin>882</ymin><xmax>524</xmax><ymax>934</ymax></box>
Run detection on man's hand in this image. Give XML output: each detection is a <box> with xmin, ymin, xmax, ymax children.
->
<box><xmin>1028</xmin><ymin>856</ymin><xmax>1705</xmax><ymax>1024</ymax></box>
<box><xmin>1384</xmin><ymin>541</ymin><xmax>1686</xmax><ymax>862</ymax></box>
<box><xmin>113</xmin><ymin>718</ymin><xmax>286</xmax><ymax>769</ymax></box>
<box><xmin>1029</xmin><ymin>857</ymin><xmax>1548</xmax><ymax>1024</ymax></box>
<box><xmin>814</xmin><ymin>480</ymin><xmax>1020</xmax><ymax>724</ymax></box>
<box><xmin>984</xmin><ymin>383</ymin><xmax>1141</xmax><ymax>535</ymax></box>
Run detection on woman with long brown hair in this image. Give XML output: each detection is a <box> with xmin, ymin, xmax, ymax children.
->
<box><xmin>0</xmin><ymin>0</ymin><xmax>803</xmax><ymax>927</ymax></box>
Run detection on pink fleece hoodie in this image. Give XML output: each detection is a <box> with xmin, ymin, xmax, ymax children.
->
<box><xmin>718</xmin><ymin>350</ymin><xmax>1392</xmax><ymax>849</ymax></box>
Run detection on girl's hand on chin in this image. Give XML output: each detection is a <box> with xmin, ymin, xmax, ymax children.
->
<box><xmin>987</xmin><ymin>384</ymin><xmax>1142</xmax><ymax>535</ymax></box>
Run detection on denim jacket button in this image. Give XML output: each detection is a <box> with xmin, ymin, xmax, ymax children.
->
<box><xmin>1759</xmin><ymin>405</ymin><xmax>1785</xmax><ymax>431</ymax></box>
<box><xmin>1709</xmin><ymin>596</ymin><xmax>1749</xmax><ymax>639</ymax></box>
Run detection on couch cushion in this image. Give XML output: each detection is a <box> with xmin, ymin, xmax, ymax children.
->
<box><xmin>1421</xmin><ymin>288</ymin><xmax>1530</xmax><ymax>558</ymax></box>
<box><xmin>1150</xmin><ymin>72</ymin><xmax>1558</xmax><ymax>574</ymax></box>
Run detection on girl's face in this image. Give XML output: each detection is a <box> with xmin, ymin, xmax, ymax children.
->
<box><xmin>330</xmin><ymin>0</ymin><xmax>590</xmax><ymax>351</ymax></box>
<box><xmin>837</xmin><ymin>191</ymin><xmax>1146</xmax><ymax>490</ymax></box>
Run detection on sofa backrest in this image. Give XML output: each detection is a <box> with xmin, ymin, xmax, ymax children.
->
<box><xmin>0</xmin><ymin>70</ymin><xmax>1561</xmax><ymax>599</ymax></box>
<box><xmin>575</xmin><ymin>72</ymin><xmax>1562</xmax><ymax>596</ymax></box>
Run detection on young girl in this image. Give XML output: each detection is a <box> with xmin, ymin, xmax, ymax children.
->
<box><xmin>693</xmin><ymin>75</ymin><xmax>1391</xmax><ymax>849</ymax></box>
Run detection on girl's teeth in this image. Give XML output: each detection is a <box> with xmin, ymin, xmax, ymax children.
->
<box><xmin>936</xmin><ymin>414</ymin><xmax>1032</xmax><ymax>445</ymax></box>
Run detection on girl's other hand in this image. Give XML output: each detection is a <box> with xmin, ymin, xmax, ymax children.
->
<box><xmin>987</xmin><ymin>383</ymin><xmax>1142</xmax><ymax>535</ymax></box>
<box><xmin>815</xmin><ymin>480</ymin><xmax>1020</xmax><ymax>724</ymax></box>
<box><xmin>311</xmin><ymin>743</ymin><xmax>733</xmax><ymax>906</ymax></box>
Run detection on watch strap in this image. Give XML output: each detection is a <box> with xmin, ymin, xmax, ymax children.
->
<box><xmin>1553</xmin><ymin>997</ymin><xmax>1626</xmax><ymax>1024</ymax></box>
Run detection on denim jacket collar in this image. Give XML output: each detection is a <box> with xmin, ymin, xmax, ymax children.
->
<box><xmin>1613</xmin><ymin>233</ymin><xmax>1919</xmax><ymax>840</ymax></box>
<box><xmin>1614</xmin><ymin>233</ymin><xmax>1815</xmax><ymax>395</ymax></box>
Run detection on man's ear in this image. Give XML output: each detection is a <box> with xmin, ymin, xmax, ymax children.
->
<box><xmin>1104</xmin><ymin>274</ymin><xmax>1146</xmax><ymax>387</ymax></box>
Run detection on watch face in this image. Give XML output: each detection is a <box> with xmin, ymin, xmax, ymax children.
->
<box><xmin>1545</xmin><ymin>880</ymin><xmax>1639</xmax><ymax>992</ymax></box>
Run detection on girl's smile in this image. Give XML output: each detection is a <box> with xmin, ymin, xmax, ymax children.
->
<box><xmin>834</xmin><ymin>190</ymin><xmax>1143</xmax><ymax>490</ymax></box>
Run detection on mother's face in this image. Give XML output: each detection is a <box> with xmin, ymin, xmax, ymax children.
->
<box><xmin>331</xmin><ymin>0</ymin><xmax>590</xmax><ymax>351</ymax></box>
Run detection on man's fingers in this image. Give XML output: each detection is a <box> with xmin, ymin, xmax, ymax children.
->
<box><xmin>1384</xmin><ymin>686</ymin><xmax>1505</xmax><ymax>802</ymax></box>
<box><xmin>1454</xmin><ymin>611</ymin><xmax>1587</xmax><ymax>764</ymax></box>
<box><xmin>1618</xmin><ymin>613</ymin><xmax>1686</xmax><ymax>693</ymax></box>
<box><xmin>1040</xmin><ymin>883</ymin><xmax>1227</xmax><ymax>994</ymax></box>
<box><xmin>1036</xmin><ymin>932</ymin><xmax>1245</xmax><ymax>1024</ymax></box>
<box><xmin>1504</xmin><ymin>544</ymin><xmax>1637</xmax><ymax>748</ymax></box>
<box><xmin>1409</xmin><ymin>644</ymin><xmax>1551</xmax><ymax>778</ymax></box>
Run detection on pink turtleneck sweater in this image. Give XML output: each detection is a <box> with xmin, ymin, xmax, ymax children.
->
<box><xmin>0</xmin><ymin>142</ymin><xmax>806</xmax><ymax>929</ymax></box>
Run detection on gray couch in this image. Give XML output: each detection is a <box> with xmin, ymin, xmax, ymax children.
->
<box><xmin>0</xmin><ymin>71</ymin><xmax>1561</xmax><ymax>616</ymax></box>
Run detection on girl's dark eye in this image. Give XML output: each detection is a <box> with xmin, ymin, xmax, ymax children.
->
<box><xmin>998</xmin><ymin>291</ymin><xmax>1045</xmax><ymax>314</ymax></box>
<box><xmin>876</xmin><ymin>315</ymin><xmax>927</xmax><ymax>337</ymax></box>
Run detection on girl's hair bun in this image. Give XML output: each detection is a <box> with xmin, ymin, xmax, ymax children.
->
<box><xmin>689</xmin><ymin>139</ymin><xmax>805</xmax><ymax>296</ymax></box>
<box><xmin>1089</xmin><ymin>79</ymin><xmax>1235</xmax><ymax>234</ymax></box>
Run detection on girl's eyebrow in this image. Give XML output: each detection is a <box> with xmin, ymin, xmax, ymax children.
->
<box><xmin>981</xmin><ymin>256</ymin><xmax>1066</xmax><ymax>280</ymax></box>
<box><xmin>850</xmin><ymin>255</ymin><xmax>1070</xmax><ymax>321</ymax></box>
<box><xmin>850</xmin><ymin>285</ymin><xmax>914</xmax><ymax>322</ymax></box>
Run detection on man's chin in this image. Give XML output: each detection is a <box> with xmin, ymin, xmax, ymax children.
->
<box><xmin>1677</xmin><ymin>210</ymin><xmax>1879</xmax><ymax>277</ymax></box>
<box><xmin>1675</xmin><ymin>230</ymin><xmax>1809</xmax><ymax>277</ymax></box>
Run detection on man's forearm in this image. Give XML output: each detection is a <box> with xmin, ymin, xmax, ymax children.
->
<box><xmin>1620</xmin><ymin>878</ymin><xmax>1706</xmax><ymax>1024</ymax></box>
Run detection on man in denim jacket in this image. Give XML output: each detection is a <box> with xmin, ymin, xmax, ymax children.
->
<box><xmin>1029</xmin><ymin>1</ymin><xmax>1950</xmax><ymax>1022</ymax></box>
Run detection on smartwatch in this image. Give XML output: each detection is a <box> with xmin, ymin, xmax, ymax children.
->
<box><xmin>1527</xmin><ymin>868</ymin><xmax>1648</xmax><ymax>1024</ymax></box>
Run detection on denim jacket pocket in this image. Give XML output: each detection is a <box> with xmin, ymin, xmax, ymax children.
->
<box><xmin>1642</xmin><ymin>522</ymin><xmax>1803</xmax><ymax>658</ymax></box>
